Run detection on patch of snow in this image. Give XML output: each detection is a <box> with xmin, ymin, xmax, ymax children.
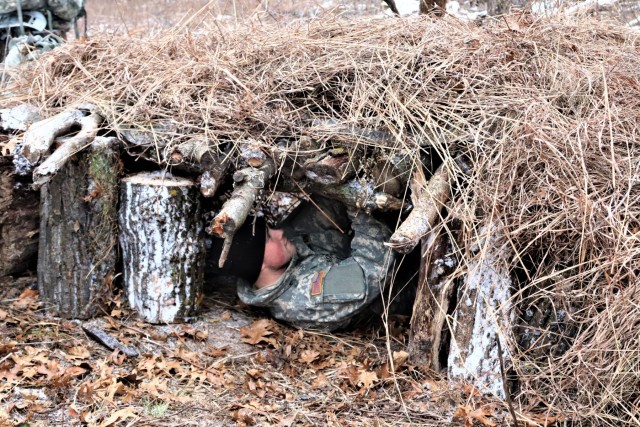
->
<box><xmin>12</xmin><ymin>144</ymin><xmax>33</xmax><ymax>176</ymax></box>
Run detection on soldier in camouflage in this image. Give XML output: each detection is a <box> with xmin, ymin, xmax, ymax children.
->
<box><xmin>230</xmin><ymin>196</ymin><xmax>395</xmax><ymax>331</ymax></box>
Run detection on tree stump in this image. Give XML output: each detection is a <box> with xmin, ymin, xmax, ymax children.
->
<box><xmin>119</xmin><ymin>172</ymin><xmax>204</xmax><ymax>324</ymax></box>
<box><xmin>38</xmin><ymin>137</ymin><xmax>121</xmax><ymax>318</ymax></box>
<box><xmin>0</xmin><ymin>157</ymin><xmax>39</xmax><ymax>276</ymax></box>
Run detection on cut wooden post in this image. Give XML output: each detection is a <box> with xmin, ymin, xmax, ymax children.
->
<box><xmin>38</xmin><ymin>137</ymin><xmax>121</xmax><ymax>319</ymax></box>
<box><xmin>447</xmin><ymin>224</ymin><xmax>512</xmax><ymax>398</ymax></box>
<box><xmin>408</xmin><ymin>227</ymin><xmax>459</xmax><ymax>371</ymax></box>
<box><xmin>119</xmin><ymin>172</ymin><xmax>204</xmax><ymax>323</ymax></box>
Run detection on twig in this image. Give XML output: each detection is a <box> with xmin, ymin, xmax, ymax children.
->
<box><xmin>497</xmin><ymin>338</ymin><xmax>520</xmax><ymax>427</ymax></box>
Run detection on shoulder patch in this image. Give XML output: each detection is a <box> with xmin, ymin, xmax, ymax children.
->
<box><xmin>310</xmin><ymin>271</ymin><xmax>326</xmax><ymax>296</ymax></box>
<box><xmin>323</xmin><ymin>262</ymin><xmax>366</xmax><ymax>303</ymax></box>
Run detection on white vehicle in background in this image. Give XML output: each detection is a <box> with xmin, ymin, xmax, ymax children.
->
<box><xmin>1</xmin><ymin>0</ymin><xmax>85</xmax><ymax>72</ymax></box>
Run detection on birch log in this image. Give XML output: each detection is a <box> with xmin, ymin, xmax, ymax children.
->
<box><xmin>38</xmin><ymin>137</ymin><xmax>120</xmax><ymax>319</ymax></box>
<box><xmin>119</xmin><ymin>172</ymin><xmax>204</xmax><ymax>323</ymax></box>
<box><xmin>447</xmin><ymin>224</ymin><xmax>512</xmax><ymax>398</ymax></box>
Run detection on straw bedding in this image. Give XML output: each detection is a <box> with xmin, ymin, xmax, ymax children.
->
<box><xmin>5</xmin><ymin>12</ymin><xmax>640</xmax><ymax>425</ymax></box>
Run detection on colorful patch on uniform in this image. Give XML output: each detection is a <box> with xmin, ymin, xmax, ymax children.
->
<box><xmin>310</xmin><ymin>271</ymin><xmax>326</xmax><ymax>296</ymax></box>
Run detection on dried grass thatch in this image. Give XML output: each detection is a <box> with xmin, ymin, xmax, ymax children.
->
<box><xmin>5</xmin><ymin>12</ymin><xmax>640</xmax><ymax>425</ymax></box>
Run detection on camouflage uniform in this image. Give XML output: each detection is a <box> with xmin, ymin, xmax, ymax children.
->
<box><xmin>238</xmin><ymin>196</ymin><xmax>394</xmax><ymax>331</ymax></box>
<box><xmin>0</xmin><ymin>0</ymin><xmax>84</xmax><ymax>20</ymax></box>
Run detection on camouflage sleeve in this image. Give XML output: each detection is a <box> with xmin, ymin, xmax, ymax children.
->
<box><xmin>236</xmin><ymin>263</ymin><xmax>293</xmax><ymax>307</ymax></box>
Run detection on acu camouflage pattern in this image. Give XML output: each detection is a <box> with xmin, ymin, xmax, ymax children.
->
<box><xmin>238</xmin><ymin>196</ymin><xmax>394</xmax><ymax>331</ymax></box>
<box><xmin>0</xmin><ymin>0</ymin><xmax>84</xmax><ymax>21</ymax></box>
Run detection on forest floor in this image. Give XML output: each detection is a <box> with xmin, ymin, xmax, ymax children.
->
<box><xmin>0</xmin><ymin>278</ymin><xmax>507</xmax><ymax>426</ymax></box>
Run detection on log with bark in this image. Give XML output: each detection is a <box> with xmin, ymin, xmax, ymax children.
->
<box><xmin>0</xmin><ymin>156</ymin><xmax>39</xmax><ymax>276</ymax></box>
<box><xmin>38</xmin><ymin>136</ymin><xmax>121</xmax><ymax>319</ymax></box>
<box><xmin>408</xmin><ymin>225</ymin><xmax>460</xmax><ymax>371</ymax></box>
<box><xmin>119</xmin><ymin>172</ymin><xmax>205</xmax><ymax>323</ymax></box>
<box><xmin>1</xmin><ymin>105</ymin><xmax>43</xmax><ymax>277</ymax></box>
<box><xmin>447</xmin><ymin>223</ymin><xmax>513</xmax><ymax>399</ymax></box>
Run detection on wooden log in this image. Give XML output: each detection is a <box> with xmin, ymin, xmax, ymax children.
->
<box><xmin>304</xmin><ymin>148</ymin><xmax>358</xmax><ymax>185</ymax></box>
<box><xmin>165</xmin><ymin>138</ymin><xmax>229</xmax><ymax>198</ymax></box>
<box><xmin>408</xmin><ymin>226</ymin><xmax>459</xmax><ymax>371</ymax></box>
<box><xmin>0</xmin><ymin>156</ymin><xmax>39</xmax><ymax>276</ymax></box>
<box><xmin>1</xmin><ymin>104</ymin><xmax>42</xmax><ymax>132</ymax></box>
<box><xmin>447</xmin><ymin>224</ymin><xmax>512</xmax><ymax>399</ymax></box>
<box><xmin>0</xmin><ymin>104</ymin><xmax>43</xmax><ymax>277</ymax></box>
<box><xmin>309</xmin><ymin>178</ymin><xmax>406</xmax><ymax>213</ymax></box>
<box><xmin>370</xmin><ymin>151</ymin><xmax>412</xmax><ymax>198</ymax></box>
<box><xmin>388</xmin><ymin>163</ymin><xmax>450</xmax><ymax>254</ymax></box>
<box><xmin>209</xmin><ymin>160</ymin><xmax>276</xmax><ymax>267</ymax></box>
<box><xmin>119</xmin><ymin>172</ymin><xmax>204</xmax><ymax>323</ymax></box>
<box><xmin>38</xmin><ymin>136</ymin><xmax>121</xmax><ymax>319</ymax></box>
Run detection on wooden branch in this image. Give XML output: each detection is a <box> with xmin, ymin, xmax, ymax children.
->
<box><xmin>209</xmin><ymin>159</ymin><xmax>276</xmax><ymax>267</ymax></box>
<box><xmin>387</xmin><ymin>163</ymin><xmax>450</xmax><ymax>254</ymax></box>
<box><xmin>15</xmin><ymin>105</ymin><xmax>96</xmax><ymax>173</ymax></box>
<box><xmin>310</xmin><ymin>178</ymin><xmax>406</xmax><ymax>212</ymax></box>
<box><xmin>31</xmin><ymin>113</ymin><xmax>103</xmax><ymax>189</ymax></box>
<box><xmin>240</xmin><ymin>141</ymin><xmax>267</xmax><ymax>168</ymax></box>
<box><xmin>82</xmin><ymin>324</ymin><xmax>139</xmax><ymax>357</ymax></box>
<box><xmin>167</xmin><ymin>138</ymin><xmax>229</xmax><ymax>198</ymax></box>
<box><xmin>309</xmin><ymin>119</ymin><xmax>401</xmax><ymax>146</ymax></box>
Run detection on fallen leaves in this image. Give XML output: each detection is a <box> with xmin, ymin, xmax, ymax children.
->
<box><xmin>453</xmin><ymin>405</ymin><xmax>497</xmax><ymax>427</ymax></box>
<box><xmin>357</xmin><ymin>370</ymin><xmax>378</xmax><ymax>389</ymax></box>
<box><xmin>240</xmin><ymin>319</ymin><xmax>277</xmax><ymax>346</ymax></box>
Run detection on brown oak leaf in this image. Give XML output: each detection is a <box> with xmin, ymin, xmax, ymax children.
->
<box><xmin>240</xmin><ymin>319</ymin><xmax>276</xmax><ymax>346</ymax></box>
